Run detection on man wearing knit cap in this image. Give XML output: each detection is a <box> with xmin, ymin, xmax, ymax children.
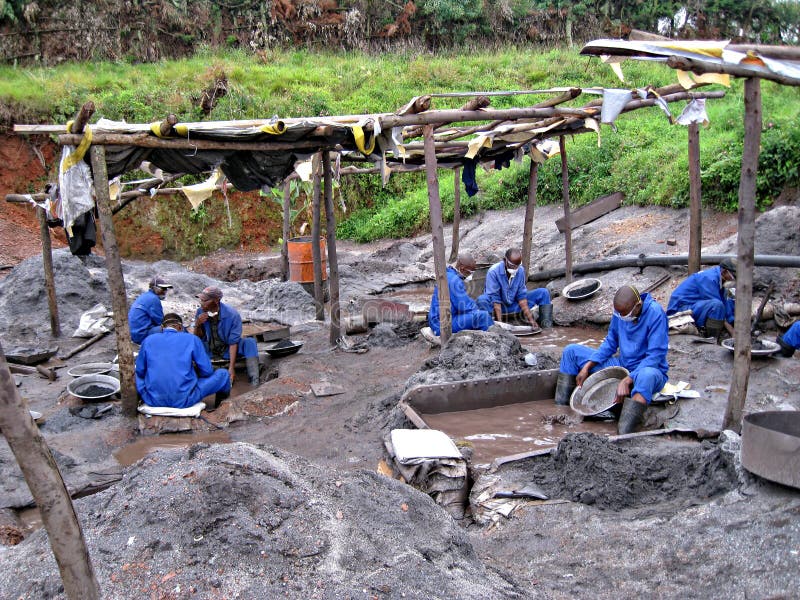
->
<box><xmin>128</xmin><ymin>274</ymin><xmax>173</xmax><ymax>344</ymax></box>
<box><xmin>193</xmin><ymin>285</ymin><xmax>261</xmax><ymax>386</ymax></box>
<box><xmin>667</xmin><ymin>258</ymin><xmax>737</xmax><ymax>343</ymax></box>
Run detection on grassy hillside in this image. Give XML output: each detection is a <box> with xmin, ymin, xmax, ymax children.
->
<box><xmin>2</xmin><ymin>47</ymin><xmax>799</xmax><ymax>246</ymax></box>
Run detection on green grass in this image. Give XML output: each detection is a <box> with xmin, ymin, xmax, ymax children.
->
<box><xmin>2</xmin><ymin>47</ymin><xmax>800</xmax><ymax>244</ymax></box>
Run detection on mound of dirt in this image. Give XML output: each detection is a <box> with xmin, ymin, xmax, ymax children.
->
<box><xmin>0</xmin><ymin>443</ymin><xmax>523</xmax><ymax>599</ymax></box>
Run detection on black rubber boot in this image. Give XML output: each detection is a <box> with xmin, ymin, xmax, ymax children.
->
<box><xmin>246</xmin><ymin>356</ymin><xmax>261</xmax><ymax>386</ymax></box>
<box><xmin>705</xmin><ymin>318</ymin><xmax>725</xmax><ymax>344</ymax></box>
<box><xmin>776</xmin><ymin>335</ymin><xmax>796</xmax><ymax>358</ymax></box>
<box><xmin>617</xmin><ymin>397</ymin><xmax>646</xmax><ymax>435</ymax></box>
<box><xmin>539</xmin><ymin>304</ymin><xmax>554</xmax><ymax>329</ymax></box>
<box><xmin>208</xmin><ymin>389</ymin><xmax>230</xmax><ymax>412</ymax></box>
<box><xmin>554</xmin><ymin>372</ymin><xmax>576</xmax><ymax>406</ymax></box>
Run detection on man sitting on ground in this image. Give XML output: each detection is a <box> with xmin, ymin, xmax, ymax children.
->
<box><xmin>135</xmin><ymin>313</ymin><xmax>230</xmax><ymax>410</ymax></box>
<box><xmin>428</xmin><ymin>253</ymin><xmax>493</xmax><ymax>337</ymax></box>
<box><xmin>476</xmin><ymin>248</ymin><xmax>553</xmax><ymax>332</ymax></box>
<box><xmin>667</xmin><ymin>258</ymin><xmax>737</xmax><ymax>343</ymax></box>
<box><xmin>129</xmin><ymin>275</ymin><xmax>172</xmax><ymax>344</ymax></box>
<box><xmin>777</xmin><ymin>320</ymin><xmax>800</xmax><ymax>358</ymax></box>
<box><xmin>555</xmin><ymin>285</ymin><xmax>669</xmax><ymax>435</ymax></box>
<box><xmin>193</xmin><ymin>285</ymin><xmax>260</xmax><ymax>386</ymax></box>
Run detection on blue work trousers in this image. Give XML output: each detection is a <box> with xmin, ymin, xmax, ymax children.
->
<box><xmin>476</xmin><ymin>288</ymin><xmax>551</xmax><ymax>315</ymax></box>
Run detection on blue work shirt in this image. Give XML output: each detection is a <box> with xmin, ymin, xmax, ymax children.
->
<box><xmin>128</xmin><ymin>290</ymin><xmax>164</xmax><ymax>344</ymax></box>
<box><xmin>429</xmin><ymin>266</ymin><xmax>483</xmax><ymax>333</ymax></box>
<box><xmin>667</xmin><ymin>266</ymin><xmax>735</xmax><ymax>323</ymax></box>
<box><xmin>589</xmin><ymin>293</ymin><xmax>669</xmax><ymax>381</ymax></box>
<box><xmin>194</xmin><ymin>302</ymin><xmax>242</xmax><ymax>356</ymax></box>
<box><xmin>483</xmin><ymin>261</ymin><xmax>528</xmax><ymax>308</ymax></box>
<box><xmin>135</xmin><ymin>328</ymin><xmax>215</xmax><ymax>408</ymax></box>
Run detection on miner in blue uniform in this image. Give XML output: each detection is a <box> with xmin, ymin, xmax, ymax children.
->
<box><xmin>193</xmin><ymin>285</ymin><xmax>260</xmax><ymax>386</ymax></box>
<box><xmin>476</xmin><ymin>248</ymin><xmax>552</xmax><ymax>332</ymax></box>
<box><xmin>135</xmin><ymin>313</ymin><xmax>230</xmax><ymax>410</ymax></box>
<box><xmin>428</xmin><ymin>253</ymin><xmax>493</xmax><ymax>336</ymax></box>
<box><xmin>777</xmin><ymin>321</ymin><xmax>800</xmax><ymax>357</ymax></box>
<box><xmin>555</xmin><ymin>285</ymin><xmax>669</xmax><ymax>435</ymax></box>
<box><xmin>667</xmin><ymin>258</ymin><xmax>737</xmax><ymax>343</ymax></box>
<box><xmin>128</xmin><ymin>275</ymin><xmax>172</xmax><ymax>344</ymax></box>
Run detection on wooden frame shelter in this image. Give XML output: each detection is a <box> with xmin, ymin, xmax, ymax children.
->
<box><xmin>581</xmin><ymin>38</ymin><xmax>800</xmax><ymax>432</ymax></box>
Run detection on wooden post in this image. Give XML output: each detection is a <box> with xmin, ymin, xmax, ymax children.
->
<box><xmin>448</xmin><ymin>166</ymin><xmax>461</xmax><ymax>263</ymax></box>
<box><xmin>560</xmin><ymin>136</ymin><xmax>573</xmax><ymax>283</ymax></box>
<box><xmin>724</xmin><ymin>78</ymin><xmax>761</xmax><ymax>433</ymax></box>
<box><xmin>424</xmin><ymin>125</ymin><xmax>452</xmax><ymax>344</ymax></box>
<box><xmin>37</xmin><ymin>207</ymin><xmax>61</xmax><ymax>337</ymax></box>
<box><xmin>688</xmin><ymin>122</ymin><xmax>702</xmax><ymax>274</ymax></box>
<box><xmin>322</xmin><ymin>151</ymin><xmax>341</xmax><ymax>345</ymax></box>
<box><xmin>90</xmin><ymin>145</ymin><xmax>138</xmax><ymax>417</ymax></box>
<box><xmin>311</xmin><ymin>167</ymin><xmax>325</xmax><ymax>321</ymax></box>
<box><xmin>0</xmin><ymin>343</ymin><xmax>101</xmax><ymax>600</ymax></box>
<box><xmin>281</xmin><ymin>181</ymin><xmax>291</xmax><ymax>282</ymax></box>
<box><xmin>522</xmin><ymin>159</ymin><xmax>539</xmax><ymax>277</ymax></box>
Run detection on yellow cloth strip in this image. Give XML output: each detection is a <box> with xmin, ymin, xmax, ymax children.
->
<box><xmin>150</xmin><ymin>122</ymin><xmax>169</xmax><ymax>138</ymax></box>
<box><xmin>60</xmin><ymin>125</ymin><xmax>93</xmax><ymax>174</ymax></box>
<box><xmin>260</xmin><ymin>121</ymin><xmax>287</xmax><ymax>135</ymax></box>
<box><xmin>174</xmin><ymin>124</ymin><xmax>189</xmax><ymax>137</ymax></box>
<box><xmin>352</xmin><ymin>125</ymin><xmax>376</xmax><ymax>155</ymax></box>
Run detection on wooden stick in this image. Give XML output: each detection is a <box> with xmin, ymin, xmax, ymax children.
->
<box><xmin>37</xmin><ymin>207</ymin><xmax>61</xmax><ymax>337</ymax></box>
<box><xmin>0</xmin><ymin>344</ymin><xmax>101</xmax><ymax>600</ymax></box>
<box><xmin>448</xmin><ymin>166</ymin><xmax>461</xmax><ymax>263</ymax></box>
<box><xmin>90</xmin><ymin>145</ymin><xmax>138</xmax><ymax>418</ymax></box>
<box><xmin>323</xmin><ymin>151</ymin><xmax>341</xmax><ymax>345</ymax></box>
<box><xmin>59</xmin><ymin>331</ymin><xmax>109</xmax><ymax>360</ymax></box>
<box><xmin>311</xmin><ymin>168</ymin><xmax>325</xmax><ymax>322</ymax></box>
<box><xmin>667</xmin><ymin>55</ymin><xmax>800</xmax><ymax>87</ymax></box>
<box><xmin>71</xmin><ymin>101</ymin><xmax>95</xmax><ymax>135</ymax></box>
<box><xmin>687</xmin><ymin>122</ymin><xmax>702</xmax><ymax>274</ymax></box>
<box><xmin>281</xmin><ymin>181</ymin><xmax>291</xmax><ymax>282</ymax></box>
<box><xmin>522</xmin><ymin>160</ymin><xmax>539</xmax><ymax>277</ymax></box>
<box><xmin>158</xmin><ymin>114</ymin><xmax>178</xmax><ymax>137</ymax></box>
<box><xmin>424</xmin><ymin>125</ymin><xmax>452</xmax><ymax>344</ymax></box>
<box><xmin>8</xmin><ymin>364</ymin><xmax>56</xmax><ymax>380</ymax></box>
<box><xmin>59</xmin><ymin>133</ymin><xmax>328</xmax><ymax>152</ymax></box>
<box><xmin>724</xmin><ymin>77</ymin><xmax>761</xmax><ymax>433</ymax></box>
<box><xmin>560</xmin><ymin>136</ymin><xmax>573</xmax><ymax>284</ymax></box>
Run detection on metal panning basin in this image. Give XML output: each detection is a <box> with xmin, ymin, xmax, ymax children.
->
<box><xmin>741</xmin><ymin>411</ymin><xmax>800</xmax><ymax>489</ymax></box>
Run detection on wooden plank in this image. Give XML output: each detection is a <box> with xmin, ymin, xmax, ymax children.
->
<box><xmin>688</xmin><ymin>123</ymin><xmax>702</xmax><ymax>274</ymax></box>
<box><xmin>560</xmin><ymin>136</ymin><xmax>574</xmax><ymax>284</ymax></box>
<box><xmin>555</xmin><ymin>191</ymin><xmax>624</xmax><ymax>233</ymax></box>
<box><xmin>323</xmin><ymin>150</ymin><xmax>342</xmax><ymax>346</ymax></box>
<box><xmin>521</xmin><ymin>161</ymin><xmax>539</xmax><ymax>275</ymax></box>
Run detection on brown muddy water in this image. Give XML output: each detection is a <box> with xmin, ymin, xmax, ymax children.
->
<box><xmin>423</xmin><ymin>400</ymin><xmax>616</xmax><ymax>468</ymax></box>
<box><xmin>113</xmin><ymin>431</ymin><xmax>232</xmax><ymax>466</ymax></box>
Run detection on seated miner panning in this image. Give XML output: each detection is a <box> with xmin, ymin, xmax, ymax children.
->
<box><xmin>193</xmin><ymin>285</ymin><xmax>260</xmax><ymax>386</ymax></box>
<box><xmin>777</xmin><ymin>319</ymin><xmax>800</xmax><ymax>358</ymax></box>
<box><xmin>555</xmin><ymin>285</ymin><xmax>669</xmax><ymax>434</ymax></box>
<box><xmin>428</xmin><ymin>253</ymin><xmax>493</xmax><ymax>336</ymax></box>
<box><xmin>667</xmin><ymin>257</ymin><xmax>737</xmax><ymax>343</ymax></box>
<box><xmin>135</xmin><ymin>313</ymin><xmax>231</xmax><ymax>411</ymax></box>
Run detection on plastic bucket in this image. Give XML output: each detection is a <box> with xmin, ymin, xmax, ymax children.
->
<box><xmin>288</xmin><ymin>236</ymin><xmax>328</xmax><ymax>283</ymax></box>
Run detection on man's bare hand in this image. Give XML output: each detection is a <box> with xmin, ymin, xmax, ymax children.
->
<box><xmin>615</xmin><ymin>376</ymin><xmax>633</xmax><ymax>403</ymax></box>
<box><xmin>576</xmin><ymin>365</ymin><xmax>591</xmax><ymax>388</ymax></box>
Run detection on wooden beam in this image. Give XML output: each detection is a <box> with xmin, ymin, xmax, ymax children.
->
<box><xmin>424</xmin><ymin>125</ymin><xmax>452</xmax><ymax>344</ymax></box>
<box><xmin>381</xmin><ymin>106</ymin><xmax>591</xmax><ymax>129</ymax></box>
<box><xmin>0</xmin><ymin>344</ymin><xmax>101</xmax><ymax>600</ymax></box>
<box><xmin>71</xmin><ymin>101</ymin><xmax>95</xmax><ymax>135</ymax></box>
<box><xmin>311</xmin><ymin>168</ymin><xmax>325</xmax><ymax>322</ymax></box>
<box><xmin>687</xmin><ymin>122</ymin><xmax>702</xmax><ymax>274</ymax></box>
<box><xmin>522</xmin><ymin>160</ymin><xmax>539</xmax><ymax>276</ymax></box>
<box><xmin>89</xmin><ymin>145</ymin><xmax>138</xmax><ymax>417</ymax></box>
<box><xmin>60</xmin><ymin>132</ymin><xmax>329</xmax><ymax>152</ymax></box>
<box><xmin>281</xmin><ymin>181</ymin><xmax>291</xmax><ymax>282</ymax></box>
<box><xmin>448</xmin><ymin>166</ymin><xmax>462</xmax><ymax>263</ymax></box>
<box><xmin>323</xmin><ymin>151</ymin><xmax>341</xmax><ymax>346</ymax></box>
<box><xmin>559</xmin><ymin>136</ymin><xmax>573</xmax><ymax>284</ymax></box>
<box><xmin>724</xmin><ymin>77</ymin><xmax>761</xmax><ymax>433</ymax></box>
<box><xmin>667</xmin><ymin>55</ymin><xmax>800</xmax><ymax>87</ymax></box>
<box><xmin>554</xmin><ymin>191</ymin><xmax>624</xmax><ymax>233</ymax></box>
<box><xmin>37</xmin><ymin>207</ymin><xmax>60</xmax><ymax>337</ymax></box>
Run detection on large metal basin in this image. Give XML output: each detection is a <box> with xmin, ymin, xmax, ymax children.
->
<box><xmin>741</xmin><ymin>411</ymin><xmax>800</xmax><ymax>489</ymax></box>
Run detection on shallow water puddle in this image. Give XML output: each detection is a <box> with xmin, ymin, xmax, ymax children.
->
<box><xmin>114</xmin><ymin>431</ymin><xmax>232</xmax><ymax>467</ymax></box>
<box><xmin>423</xmin><ymin>400</ymin><xmax>616</xmax><ymax>467</ymax></box>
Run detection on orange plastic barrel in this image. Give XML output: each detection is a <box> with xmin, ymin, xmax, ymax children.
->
<box><xmin>287</xmin><ymin>236</ymin><xmax>328</xmax><ymax>282</ymax></box>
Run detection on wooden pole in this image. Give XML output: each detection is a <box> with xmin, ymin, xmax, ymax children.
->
<box><xmin>90</xmin><ymin>145</ymin><xmax>138</xmax><ymax>417</ymax></box>
<box><xmin>448</xmin><ymin>166</ymin><xmax>461</xmax><ymax>263</ymax></box>
<box><xmin>522</xmin><ymin>159</ymin><xmax>539</xmax><ymax>276</ymax></box>
<box><xmin>687</xmin><ymin>122</ymin><xmax>702</xmax><ymax>274</ymax></box>
<box><xmin>424</xmin><ymin>125</ymin><xmax>452</xmax><ymax>344</ymax></box>
<box><xmin>560</xmin><ymin>136</ymin><xmax>574</xmax><ymax>283</ymax></box>
<box><xmin>724</xmin><ymin>78</ymin><xmax>761</xmax><ymax>433</ymax></box>
<box><xmin>311</xmin><ymin>167</ymin><xmax>325</xmax><ymax>321</ymax></box>
<box><xmin>322</xmin><ymin>151</ymin><xmax>341</xmax><ymax>345</ymax></box>
<box><xmin>37</xmin><ymin>207</ymin><xmax>61</xmax><ymax>337</ymax></box>
<box><xmin>0</xmin><ymin>343</ymin><xmax>101</xmax><ymax>600</ymax></box>
<box><xmin>281</xmin><ymin>181</ymin><xmax>291</xmax><ymax>282</ymax></box>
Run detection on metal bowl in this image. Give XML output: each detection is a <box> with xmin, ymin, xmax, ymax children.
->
<box><xmin>742</xmin><ymin>410</ymin><xmax>800</xmax><ymax>489</ymax></box>
<box><xmin>67</xmin><ymin>362</ymin><xmax>114</xmax><ymax>377</ymax></box>
<box><xmin>67</xmin><ymin>374</ymin><xmax>121</xmax><ymax>401</ymax></box>
<box><xmin>721</xmin><ymin>338</ymin><xmax>779</xmax><ymax>357</ymax></box>
<box><xmin>562</xmin><ymin>278</ymin><xmax>603</xmax><ymax>301</ymax></box>
<box><xmin>265</xmin><ymin>340</ymin><xmax>304</xmax><ymax>358</ymax></box>
<box><xmin>570</xmin><ymin>366</ymin><xmax>629</xmax><ymax>416</ymax></box>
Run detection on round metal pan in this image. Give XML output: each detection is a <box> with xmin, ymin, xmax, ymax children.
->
<box><xmin>742</xmin><ymin>410</ymin><xmax>800</xmax><ymax>489</ymax></box>
<box><xmin>67</xmin><ymin>362</ymin><xmax>114</xmax><ymax>377</ymax></box>
<box><xmin>721</xmin><ymin>338</ymin><xmax>779</xmax><ymax>357</ymax></box>
<box><xmin>67</xmin><ymin>374</ymin><xmax>121</xmax><ymax>401</ymax></box>
<box><xmin>570</xmin><ymin>366</ymin><xmax>629</xmax><ymax>416</ymax></box>
<box><xmin>562</xmin><ymin>278</ymin><xmax>602</xmax><ymax>301</ymax></box>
